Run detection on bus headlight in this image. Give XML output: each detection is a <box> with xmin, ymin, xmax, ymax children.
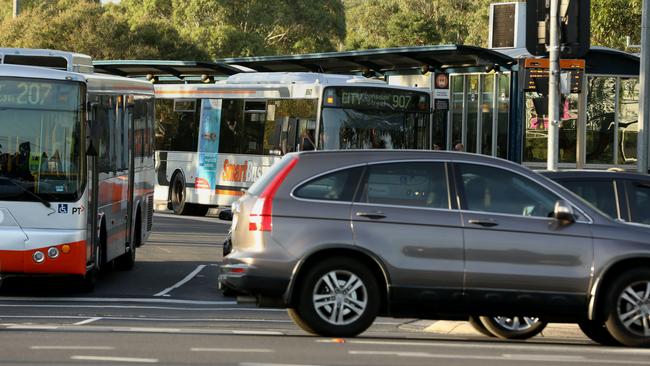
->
<box><xmin>47</xmin><ymin>247</ymin><xmax>60</xmax><ymax>259</ymax></box>
<box><xmin>33</xmin><ymin>251</ymin><xmax>45</xmax><ymax>263</ymax></box>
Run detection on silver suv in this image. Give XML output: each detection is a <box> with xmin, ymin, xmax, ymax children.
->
<box><xmin>219</xmin><ymin>150</ymin><xmax>650</xmax><ymax>347</ymax></box>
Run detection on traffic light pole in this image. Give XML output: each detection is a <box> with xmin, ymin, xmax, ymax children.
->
<box><xmin>638</xmin><ymin>0</ymin><xmax>650</xmax><ymax>174</ymax></box>
<box><xmin>547</xmin><ymin>0</ymin><xmax>561</xmax><ymax>171</ymax></box>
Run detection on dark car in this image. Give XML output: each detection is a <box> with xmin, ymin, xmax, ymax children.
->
<box><xmin>543</xmin><ymin>170</ymin><xmax>650</xmax><ymax>225</ymax></box>
<box><xmin>219</xmin><ymin>150</ymin><xmax>650</xmax><ymax>347</ymax></box>
<box><xmin>471</xmin><ymin>170</ymin><xmax>650</xmax><ymax>340</ymax></box>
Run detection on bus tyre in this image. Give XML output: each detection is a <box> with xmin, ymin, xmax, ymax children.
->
<box><xmin>468</xmin><ymin>315</ymin><xmax>496</xmax><ymax>337</ymax></box>
<box><xmin>116</xmin><ymin>218</ymin><xmax>139</xmax><ymax>271</ymax></box>
<box><xmin>79</xmin><ymin>270</ymin><xmax>97</xmax><ymax>293</ymax></box>
<box><xmin>170</xmin><ymin>173</ymin><xmax>188</xmax><ymax>215</ymax></box>
<box><xmin>578</xmin><ymin>318</ymin><xmax>620</xmax><ymax>346</ymax></box>
<box><xmin>604</xmin><ymin>268</ymin><xmax>650</xmax><ymax>347</ymax></box>
<box><xmin>294</xmin><ymin>257</ymin><xmax>380</xmax><ymax>337</ymax></box>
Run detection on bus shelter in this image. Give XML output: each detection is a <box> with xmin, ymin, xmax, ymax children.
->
<box><xmin>219</xmin><ymin>45</ymin><xmax>642</xmax><ymax>171</ymax></box>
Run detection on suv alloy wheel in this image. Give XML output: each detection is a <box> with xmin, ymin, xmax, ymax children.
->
<box><xmin>291</xmin><ymin>257</ymin><xmax>380</xmax><ymax>337</ymax></box>
<box><xmin>604</xmin><ymin>268</ymin><xmax>650</xmax><ymax>347</ymax></box>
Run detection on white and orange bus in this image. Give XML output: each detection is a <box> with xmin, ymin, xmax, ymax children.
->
<box><xmin>152</xmin><ymin>72</ymin><xmax>432</xmax><ymax>215</ymax></box>
<box><xmin>0</xmin><ymin>49</ymin><xmax>155</xmax><ymax>288</ymax></box>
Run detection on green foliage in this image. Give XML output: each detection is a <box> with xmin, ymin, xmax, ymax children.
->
<box><xmin>591</xmin><ymin>0</ymin><xmax>642</xmax><ymax>50</ymax></box>
<box><xmin>343</xmin><ymin>0</ymin><xmax>492</xmax><ymax>50</ymax></box>
<box><xmin>0</xmin><ymin>0</ymin><xmax>643</xmax><ymax>60</ymax></box>
<box><xmin>0</xmin><ymin>0</ymin><xmax>207</xmax><ymax>60</ymax></box>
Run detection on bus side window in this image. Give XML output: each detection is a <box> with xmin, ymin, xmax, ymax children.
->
<box><xmin>93</xmin><ymin>95</ymin><xmax>116</xmax><ymax>174</ymax></box>
<box><xmin>219</xmin><ymin>99</ymin><xmax>243</xmax><ymax>154</ymax></box>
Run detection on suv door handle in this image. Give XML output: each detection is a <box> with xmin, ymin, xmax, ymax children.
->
<box><xmin>356</xmin><ymin>211</ymin><xmax>386</xmax><ymax>220</ymax></box>
<box><xmin>468</xmin><ymin>219</ymin><xmax>499</xmax><ymax>227</ymax></box>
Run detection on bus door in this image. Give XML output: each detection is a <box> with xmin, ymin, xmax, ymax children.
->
<box><xmin>125</xmin><ymin>96</ymin><xmax>135</xmax><ymax>251</ymax></box>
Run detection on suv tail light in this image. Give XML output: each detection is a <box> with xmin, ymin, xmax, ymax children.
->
<box><xmin>249</xmin><ymin>157</ymin><xmax>299</xmax><ymax>231</ymax></box>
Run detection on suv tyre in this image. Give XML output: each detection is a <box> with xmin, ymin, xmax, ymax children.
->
<box><xmin>479</xmin><ymin>316</ymin><xmax>547</xmax><ymax>339</ymax></box>
<box><xmin>604</xmin><ymin>268</ymin><xmax>650</xmax><ymax>347</ymax></box>
<box><xmin>578</xmin><ymin>318</ymin><xmax>620</xmax><ymax>346</ymax></box>
<box><xmin>294</xmin><ymin>257</ymin><xmax>380</xmax><ymax>337</ymax></box>
<box><xmin>468</xmin><ymin>316</ymin><xmax>496</xmax><ymax>337</ymax></box>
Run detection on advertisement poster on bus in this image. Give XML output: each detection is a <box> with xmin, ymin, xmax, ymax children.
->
<box><xmin>197</xmin><ymin>99</ymin><xmax>222</xmax><ymax>190</ymax></box>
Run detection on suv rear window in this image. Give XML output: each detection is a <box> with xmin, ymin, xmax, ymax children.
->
<box><xmin>247</xmin><ymin>155</ymin><xmax>298</xmax><ymax>196</ymax></box>
<box><xmin>293</xmin><ymin>167</ymin><xmax>363</xmax><ymax>202</ymax></box>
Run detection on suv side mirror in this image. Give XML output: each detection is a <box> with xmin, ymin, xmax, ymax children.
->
<box><xmin>553</xmin><ymin>200</ymin><xmax>575</xmax><ymax>224</ymax></box>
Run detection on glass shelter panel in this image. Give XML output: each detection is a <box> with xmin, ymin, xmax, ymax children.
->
<box><xmin>450</xmin><ymin>76</ymin><xmax>464</xmax><ymax>149</ymax></box>
<box><xmin>481</xmin><ymin>75</ymin><xmax>495</xmax><ymax>156</ymax></box>
<box><xmin>466</xmin><ymin>75</ymin><xmax>479</xmax><ymax>153</ymax></box>
<box><xmin>586</xmin><ymin>77</ymin><xmax>616</xmax><ymax>164</ymax></box>
<box><xmin>618</xmin><ymin>78</ymin><xmax>639</xmax><ymax>165</ymax></box>
<box><xmin>497</xmin><ymin>74</ymin><xmax>509</xmax><ymax>159</ymax></box>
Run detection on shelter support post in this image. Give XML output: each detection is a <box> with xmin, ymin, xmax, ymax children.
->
<box><xmin>638</xmin><ymin>0</ymin><xmax>650</xmax><ymax>173</ymax></box>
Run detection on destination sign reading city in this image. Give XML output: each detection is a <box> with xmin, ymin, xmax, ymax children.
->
<box><xmin>0</xmin><ymin>78</ymin><xmax>79</xmax><ymax>109</ymax></box>
<box><xmin>325</xmin><ymin>87</ymin><xmax>430</xmax><ymax>111</ymax></box>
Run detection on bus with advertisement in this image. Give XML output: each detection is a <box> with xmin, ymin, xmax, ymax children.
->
<box><xmin>0</xmin><ymin>49</ymin><xmax>155</xmax><ymax>288</ymax></box>
<box><xmin>152</xmin><ymin>72</ymin><xmax>432</xmax><ymax>215</ymax></box>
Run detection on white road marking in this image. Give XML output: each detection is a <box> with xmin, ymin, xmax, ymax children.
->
<box><xmin>239</xmin><ymin>364</ymin><xmax>324</xmax><ymax>366</ymax></box>
<box><xmin>123</xmin><ymin>327</ymin><xmax>182</xmax><ymax>333</ymax></box>
<box><xmin>154</xmin><ymin>264</ymin><xmax>207</xmax><ymax>297</ymax></box>
<box><xmin>71</xmin><ymin>356</ymin><xmax>158</xmax><ymax>363</ymax></box>
<box><xmin>155</xmin><ymin>212</ymin><xmax>230</xmax><ymax>224</ymax></box>
<box><xmin>7</xmin><ymin>325</ymin><xmax>58</xmax><ymax>330</ymax></box>
<box><xmin>319</xmin><ymin>339</ymin><xmax>650</xmax><ymax>355</ymax></box>
<box><xmin>503</xmin><ymin>354</ymin><xmax>586</xmax><ymax>361</ymax></box>
<box><xmin>232</xmin><ymin>330</ymin><xmax>284</xmax><ymax>335</ymax></box>
<box><xmin>73</xmin><ymin>317</ymin><xmax>102</xmax><ymax>326</ymax></box>
<box><xmin>348</xmin><ymin>351</ymin><xmax>650</xmax><ymax>364</ymax></box>
<box><xmin>0</xmin><ymin>297</ymin><xmax>236</xmax><ymax>306</ymax></box>
<box><xmin>0</xmin><ymin>315</ymin><xmax>292</xmax><ymax>324</ymax></box>
<box><xmin>31</xmin><ymin>346</ymin><xmax>114</xmax><ymax>350</ymax></box>
<box><xmin>191</xmin><ymin>348</ymin><xmax>274</xmax><ymax>353</ymax></box>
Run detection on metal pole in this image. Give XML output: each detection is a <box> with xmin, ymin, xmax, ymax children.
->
<box><xmin>12</xmin><ymin>0</ymin><xmax>20</xmax><ymax>18</ymax></box>
<box><xmin>547</xmin><ymin>0</ymin><xmax>561</xmax><ymax>171</ymax></box>
<box><xmin>638</xmin><ymin>0</ymin><xmax>650</xmax><ymax>173</ymax></box>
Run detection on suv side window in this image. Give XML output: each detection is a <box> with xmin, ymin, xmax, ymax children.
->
<box><xmin>627</xmin><ymin>182</ymin><xmax>650</xmax><ymax>224</ymax></box>
<box><xmin>358</xmin><ymin>162</ymin><xmax>449</xmax><ymax>209</ymax></box>
<box><xmin>458</xmin><ymin>164</ymin><xmax>558</xmax><ymax>218</ymax></box>
<box><xmin>293</xmin><ymin>167</ymin><xmax>363</xmax><ymax>202</ymax></box>
<box><xmin>557</xmin><ymin>180</ymin><xmax>618</xmax><ymax>219</ymax></box>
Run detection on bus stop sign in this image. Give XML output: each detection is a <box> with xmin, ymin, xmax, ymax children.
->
<box><xmin>526</xmin><ymin>0</ymin><xmax>590</xmax><ymax>58</ymax></box>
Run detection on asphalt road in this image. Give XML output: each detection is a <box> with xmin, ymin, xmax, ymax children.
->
<box><xmin>1</xmin><ymin>212</ymin><xmax>649</xmax><ymax>365</ymax></box>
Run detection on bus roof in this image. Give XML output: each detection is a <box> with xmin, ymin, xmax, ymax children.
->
<box><xmin>0</xmin><ymin>63</ymin><xmax>154</xmax><ymax>96</ymax></box>
<box><xmin>154</xmin><ymin>72</ymin><xmax>428</xmax><ymax>99</ymax></box>
<box><xmin>0</xmin><ymin>48</ymin><xmax>93</xmax><ymax>73</ymax></box>
<box><xmin>224</xmin><ymin>72</ymin><xmax>386</xmax><ymax>85</ymax></box>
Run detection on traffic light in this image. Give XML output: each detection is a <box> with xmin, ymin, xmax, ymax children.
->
<box><xmin>526</xmin><ymin>0</ymin><xmax>591</xmax><ymax>58</ymax></box>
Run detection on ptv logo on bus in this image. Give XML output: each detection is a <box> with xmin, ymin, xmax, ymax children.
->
<box><xmin>57</xmin><ymin>204</ymin><xmax>85</xmax><ymax>215</ymax></box>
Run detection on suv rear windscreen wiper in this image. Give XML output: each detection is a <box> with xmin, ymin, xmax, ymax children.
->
<box><xmin>0</xmin><ymin>177</ymin><xmax>52</xmax><ymax>209</ymax></box>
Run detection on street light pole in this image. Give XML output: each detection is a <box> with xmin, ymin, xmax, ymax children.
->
<box><xmin>547</xmin><ymin>0</ymin><xmax>561</xmax><ymax>171</ymax></box>
<box><xmin>638</xmin><ymin>0</ymin><xmax>650</xmax><ymax>173</ymax></box>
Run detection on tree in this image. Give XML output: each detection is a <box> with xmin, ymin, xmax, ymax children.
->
<box><xmin>0</xmin><ymin>0</ymin><xmax>207</xmax><ymax>60</ymax></box>
<box><xmin>591</xmin><ymin>0</ymin><xmax>642</xmax><ymax>50</ymax></box>
<box><xmin>119</xmin><ymin>0</ymin><xmax>346</xmax><ymax>58</ymax></box>
<box><xmin>343</xmin><ymin>0</ymin><xmax>492</xmax><ymax>50</ymax></box>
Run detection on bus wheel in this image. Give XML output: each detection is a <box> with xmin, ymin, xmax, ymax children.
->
<box><xmin>170</xmin><ymin>173</ymin><xmax>188</xmax><ymax>215</ymax></box>
<box><xmin>116</xmin><ymin>216</ymin><xmax>139</xmax><ymax>271</ymax></box>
